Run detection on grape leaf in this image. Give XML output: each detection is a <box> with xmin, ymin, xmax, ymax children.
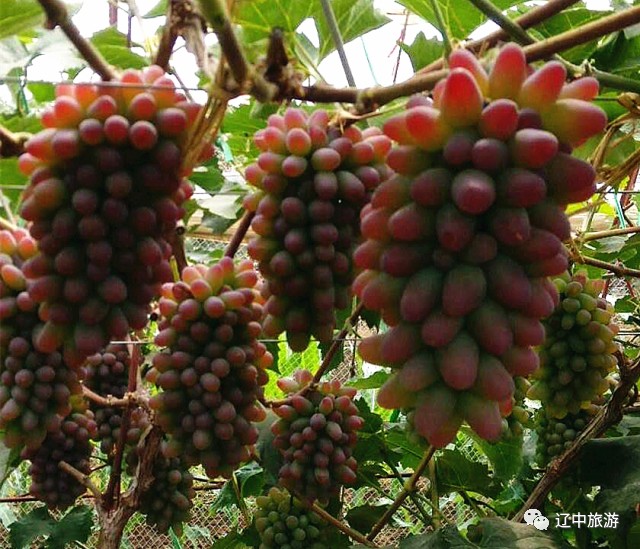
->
<box><xmin>401</xmin><ymin>32</ymin><xmax>444</xmax><ymax>72</ymax></box>
<box><xmin>45</xmin><ymin>505</ymin><xmax>93</xmax><ymax>549</ymax></box>
<box><xmin>345</xmin><ymin>504</ymin><xmax>388</xmax><ymax>534</ymax></box>
<box><xmin>312</xmin><ymin>0</ymin><xmax>390</xmax><ymax>61</ymax></box>
<box><xmin>347</xmin><ymin>371</ymin><xmax>390</xmax><ymax>390</ymax></box>
<box><xmin>0</xmin><ymin>0</ymin><xmax>43</xmax><ymax>40</ymax></box>
<box><xmin>9</xmin><ymin>506</ymin><xmax>54</xmax><ymax>549</ymax></box>
<box><xmin>436</xmin><ymin>449</ymin><xmax>500</xmax><ymax>497</ymax></box>
<box><xmin>90</xmin><ymin>28</ymin><xmax>148</xmax><ymax>70</ymax></box>
<box><xmin>234</xmin><ymin>0</ymin><xmax>314</xmax><ymax>44</ymax></box>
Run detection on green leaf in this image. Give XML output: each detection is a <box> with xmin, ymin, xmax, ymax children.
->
<box><xmin>9</xmin><ymin>506</ymin><xmax>54</xmax><ymax>549</ymax></box>
<box><xmin>0</xmin><ymin>0</ymin><xmax>43</xmax><ymax>41</ymax></box>
<box><xmin>345</xmin><ymin>504</ymin><xmax>388</xmax><ymax>534</ymax></box>
<box><xmin>577</xmin><ymin>435</ymin><xmax>640</xmax><ymax>538</ymax></box>
<box><xmin>0</xmin><ymin>158</ymin><xmax>27</xmax><ymax>206</ymax></box>
<box><xmin>312</xmin><ymin>0</ymin><xmax>390</xmax><ymax>61</ymax></box>
<box><xmin>385</xmin><ymin>425</ymin><xmax>426</xmax><ymax>469</ymax></box>
<box><xmin>254</xmin><ymin>411</ymin><xmax>282</xmax><ymax>487</ymax></box>
<box><xmin>211</xmin><ymin>480</ymin><xmax>239</xmax><ymax>512</ymax></box>
<box><xmin>210</xmin><ymin>527</ymin><xmax>250</xmax><ymax>549</ymax></box>
<box><xmin>466</xmin><ymin>429</ymin><xmax>523</xmax><ymax>481</ymax></box>
<box><xmin>436</xmin><ymin>449</ymin><xmax>500</xmax><ymax>497</ymax></box>
<box><xmin>399</xmin><ymin>517</ymin><xmax>561</xmax><ymax>548</ymax></box>
<box><xmin>347</xmin><ymin>370</ymin><xmax>390</xmax><ymax>390</ymax></box>
<box><xmin>236</xmin><ymin>462</ymin><xmax>265</xmax><ymax>498</ymax></box>
<box><xmin>144</xmin><ymin>0</ymin><xmax>168</xmax><ymax>18</ymax></box>
<box><xmin>45</xmin><ymin>505</ymin><xmax>93</xmax><ymax>549</ymax></box>
<box><xmin>234</xmin><ymin>0</ymin><xmax>314</xmax><ymax>44</ymax></box>
<box><xmin>397</xmin><ymin>0</ymin><xmax>521</xmax><ymax>41</ymax></box>
<box><xmin>90</xmin><ymin>28</ymin><xmax>147</xmax><ymax>69</ymax></box>
<box><xmin>318</xmin><ymin>337</ymin><xmax>344</xmax><ymax>376</ymax></box>
<box><xmin>188</xmin><ymin>155</ymin><xmax>226</xmax><ymax>193</ymax></box>
<box><xmin>401</xmin><ymin>32</ymin><xmax>443</xmax><ymax>72</ymax></box>
<box><xmin>221</xmin><ymin>102</ymin><xmax>267</xmax><ymax>162</ymax></box>
<box><xmin>169</xmin><ymin>528</ymin><xmax>183</xmax><ymax>549</ymax></box>
<box><xmin>354</xmin><ymin>398</ymin><xmax>383</xmax><ymax>433</ymax></box>
<box><xmin>26</xmin><ymin>81</ymin><xmax>55</xmax><ymax>102</ymax></box>
<box><xmin>0</xmin><ymin>445</ymin><xmax>22</xmax><ymax>492</ymax></box>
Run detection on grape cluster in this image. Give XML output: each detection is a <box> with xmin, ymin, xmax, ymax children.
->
<box><xmin>355</xmin><ymin>44</ymin><xmax>606</xmax><ymax>447</ymax></box>
<box><xmin>84</xmin><ymin>344</ymin><xmax>151</xmax><ymax>457</ymax></box>
<box><xmin>244</xmin><ymin>108</ymin><xmax>392</xmax><ymax>351</ymax></box>
<box><xmin>21</xmin><ymin>411</ymin><xmax>97</xmax><ymax>510</ymax></box>
<box><xmin>272</xmin><ymin>370</ymin><xmax>363</xmax><ymax>503</ymax></box>
<box><xmin>534</xmin><ymin>407</ymin><xmax>596</xmax><ymax>465</ymax></box>
<box><xmin>254</xmin><ymin>487</ymin><xmax>329</xmax><ymax>549</ymax></box>
<box><xmin>528</xmin><ymin>271</ymin><xmax>618</xmax><ymax>418</ymax></box>
<box><xmin>148</xmin><ymin>257</ymin><xmax>272</xmax><ymax>478</ymax></box>
<box><xmin>126</xmin><ymin>446</ymin><xmax>194</xmax><ymax>535</ymax></box>
<box><xmin>0</xmin><ymin>228</ymin><xmax>83</xmax><ymax>451</ymax></box>
<box><xmin>500</xmin><ymin>376</ymin><xmax>531</xmax><ymax>439</ymax></box>
<box><xmin>18</xmin><ymin>66</ymin><xmax>213</xmax><ymax>368</ymax></box>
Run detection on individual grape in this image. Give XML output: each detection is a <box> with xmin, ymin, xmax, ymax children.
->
<box><xmin>18</xmin><ymin>65</ymin><xmax>211</xmax><ymax>368</ymax></box>
<box><xmin>272</xmin><ymin>371</ymin><xmax>363</xmax><ymax>503</ymax></box>
<box><xmin>355</xmin><ymin>43</ymin><xmax>604</xmax><ymax>448</ymax></box>
<box><xmin>149</xmin><ymin>258</ymin><xmax>271</xmax><ymax>478</ymax></box>
<box><xmin>21</xmin><ymin>411</ymin><xmax>97</xmax><ymax>510</ymax></box>
<box><xmin>245</xmin><ymin>109</ymin><xmax>391</xmax><ymax>351</ymax></box>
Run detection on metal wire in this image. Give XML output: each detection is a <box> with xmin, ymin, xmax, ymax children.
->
<box><xmin>0</xmin><ymin>76</ymin><xmax>208</xmax><ymax>93</ymax></box>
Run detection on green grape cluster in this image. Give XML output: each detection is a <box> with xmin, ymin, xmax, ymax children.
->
<box><xmin>85</xmin><ymin>344</ymin><xmax>150</xmax><ymax>457</ymax></box>
<box><xmin>18</xmin><ymin>66</ymin><xmax>213</xmax><ymax>368</ymax></box>
<box><xmin>254</xmin><ymin>487</ymin><xmax>328</xmax><ymax>549</ymax></box>
<box><xmin>126</xmin><ymin>446</ymin><xmax>194</xmax><ymax>535</ymax></box>
<box><xmin>245</xmin><ymin>108</ymin><xmax>392</xmax><ymax>351</ymax></box>
<box><xmin>354</xmin><ymin>44</ymin><xmax>606</xmax><ymax>447</ymax></box>
<box><xmin>21</xmin><ymin>411</ymin><xmax>97</xmax><ymax>510</ymax></box>
<box><xmin>0</xmin><ymin>228</ymin><xmax>83</xmax><ymax>451</ymax></box>
<box><xmin>272</xmin><ymin>370</ymin><xmax>363</xmax><ymax>503</ymax></box>
<box><xmin>500</xmin><ymin>376</ymin><xmax>531</xmax><ymax>439</ymax></box>
<box><xmin>528</xmin><ymin>271</ymin><xmax>618</xmax><ymax>418</ymax></box>
<box><xmin>534</xmin><ymin>407</ymin><xmax>596</xmax><ymax>465</ymax></box>
<box><xmin>148</xmin><ymin>257</ymin><xmax>272</xmax><ymax>478</ymax></box>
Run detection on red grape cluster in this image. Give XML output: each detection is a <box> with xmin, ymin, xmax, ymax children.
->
<box><xmin>254</xmin><ymin>486</ymin><xmax>329</xmax><ymax>549</ymax></box>
<box><xmin>85</xmin><ymin>344</ymin><xmax>151</xmax><ymax>457</ymax></box>
<box><xmin>0</xmin><ymin>228</ymin><xmax>83</xmax><ymax>451</ymax></box>
<box><xmin>21</xmin><ymin>411</ymin><xmax>97</xmax><ymax>510</ymax></box>
<box><xmin>244</xmin><ymin>108</ymin><xmax>392</xmax><ymax>351</ymax></box>
<box><xmin>355</xmin><ymin>44</ymin><xmax>606</xmax><ymax>447</ymax></box>
<box><xmin>148</xmin><ymin>257</ymin><xmax>272</xmax><ymax>478</ymax></box>
<box><xmin>126</xmin><ymin>446</ymin><xmax>194</xmax><ymax>535</ymax></box>
<box><xmin>272</xmin><ymin>370</ymin><xmax>364</xmax><ymax>503</ymax></box>
<box><xmin>17</xmin><ymin>66</ymin><xmax>213</xmax><ymax>368</ymax></box>
<box><xmin>528</xmin><ymin>271</ymin><xmax>618</xmax><ymax>418</ymax></box>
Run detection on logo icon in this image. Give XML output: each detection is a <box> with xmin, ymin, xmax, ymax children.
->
<box><xmin>524</xmin><ymin>509</ymin><xmax>550</xmax><ymax>530</ymax></box>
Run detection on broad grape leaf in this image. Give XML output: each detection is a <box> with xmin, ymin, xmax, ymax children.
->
<box><xmin>0</xmin><ymin>0</ymin><xmax>43</xmax><ymax>40</ymax></box>
<box><xmin>312</xmin><ymin>0</ymin><xmax>390</xmax><ymax>61</ymax></box>
<box><xmin>397</xmin><ymin>0</ymin><xmax>522</xmax><ymax>41</ymax></box>
<box><xmin>46</xmin><ymin>505</ymin><xmax>93</xmax><ymax>549</ymax></box>
<box><xmin>234</xmin><ymin>0</ymin><xmax>314</xmax><ymax>44</ymax></box>
<box><xmin>90</xmin><ymin>28</ymin><xmax>147</xmax><ymax>70</ymax></box>
<box><xmin>9</xmin><ymin>506</ymin><xmax>54</xmax><ymax>549</ymax></box>
<box><xmin>436</xmin><ymin>448</ymin><xmax>500</xmax><ymax>497</ymax></box>
<box><xmin>345</xmin><ymin>504</ymin><xmax>388</xmax><ymax>533</ymax></box>
<box><xmin>401</xmin><ymin>32</ymin><xmax>444</xmax><ymax>72</ymax></box>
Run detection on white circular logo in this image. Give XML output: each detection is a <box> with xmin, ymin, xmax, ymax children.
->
<box><xmin>524</xmin><ymin>509</ymin><xmax>542</xmax><ymax>525</ymax></box>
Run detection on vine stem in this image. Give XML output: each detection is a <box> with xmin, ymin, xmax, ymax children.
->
<box><xmin>59</xmin><ymin>461</ymin><xmax>102</xmax><ymax>499</ymax></box>
<box><xmin>292</xmin><ymin>490</ymin><xmax>376</xmax><ymax>547</ymax></box>
<box><xmin>224</xmin><ymin>211</ymin><xmax>254</xmax><ymax>257</ymax></box>
<box><xmin>0</xmin><ymin>125</ymin><xmax>28</xmax><ymax>157</ymax></box>
<box><xmin>580</xmin><ymin>225</ymin><xmax>640</xmax><ymax>243</ymax></box>
<box><xmin>420</xmin><ymin>0</ymin><xmax>580</xmax><ymax>73</ymax></box>
<box><xmin>36</xmin><ymin>0</ymin><xmax>116</xmax><ymax>80</ymax></box>
<box><xmin>570</xmin><ymin>253</ymin><xmax>640</xmax><ymax>278</ymax></box>
<box><xmin>514</xmin><ymin>357</ymin><xmax>640</xmax><ymax>521</ymax></box>
<box><xmin>154</xmin><ymin>0</ymin><xmax>181</xmax><ymax>70</ymax></box>
<box><xmin>367</xmin><ymin>446</ymin><xmax>436</xmax><ymax>541</ymax></box>
<box><xmin>294</xmin><ymin>5</ymin><xmax>640</xmax><ymax>108</ymax></box>
<box><xmin>103</xmin><ymin>338</ymin><xmax>141</xmax><ymax>510</ymax></box>
<box><xmin>465</xmin><ymin>0</ymin><xmax>640</xmax><ymax>94</ymax></box>
<box><xmin>312</xmin><ymin>302</ymin><xmax>364</xmax><ymax>384</ymax></box>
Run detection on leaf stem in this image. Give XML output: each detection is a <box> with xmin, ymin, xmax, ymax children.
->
<box><xmin>569</xmin><ymin>253</ymin><xmax>640</xmax><ymax>278</ymax></box>
<box><xmin>59</xmin><ymin>461</ymin><xmax>102</xmax><ymax>499</ymax></box>
<box><xmin>430</xmin><ymin>0</ymin><xmax>452</xmax><ymax>57</ymax></box>
<box><xmin>320</xmin><ymin>0</ymin><xmax>356</xmax><ymax>86</ymax></box>
<box><xmin>367</xmin><ymin>446</ymin><xmax>436</xmax><ymax>541</ymax></box>
<box><xmin>224</xmin><ymin>210</ymin><xmax>253</xmax><ymax>258</ymax></box>
<box><xmin>580</xmin><ymin>225</ymin><xmax>640</xmax><ymax>243</ymax></box>
<box><xmin>292</xmin><ymin>490</ymin><xmax>376</xmax><ymax>547</ymax></box>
